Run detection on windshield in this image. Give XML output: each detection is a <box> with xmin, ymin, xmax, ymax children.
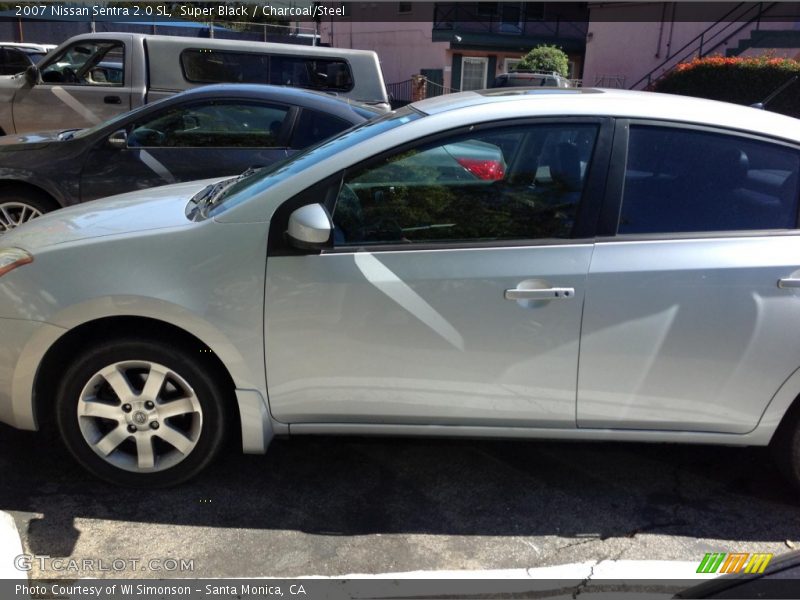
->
<box><xmin>204</xmin><ymin>105</ymin><xmax>422</xmax><ymax>218</ymax></box>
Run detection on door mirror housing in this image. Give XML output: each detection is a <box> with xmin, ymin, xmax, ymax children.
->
<box><xmin>287</xmin><ymin>204</ymin><xmax>333</xmax><ymax>250</ymax></box>
<box><xmin>107</xmin><ymin>129</ymin><xmax>128</xmax><ymax>149</ymax></box>
<box><xmin>23</xmin><ymin>64</ymin><xmax>39</xmax><ymax>86</ymax></box>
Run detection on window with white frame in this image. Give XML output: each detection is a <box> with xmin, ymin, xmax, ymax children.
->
<box><xmin>461</xmin><ymin>57</ymin><xmax>487</xmax><ymax>91</ymax></box>
<box><xmin>504</xmin><ymin>58</ymin><xmax>522</xmax><ymax>73</ymax></box>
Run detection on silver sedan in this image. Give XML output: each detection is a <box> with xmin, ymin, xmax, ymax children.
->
<box><xmin>2</xmin><ymin>87</ymin><xmax>800</xmax><ymax>488</ymax></box>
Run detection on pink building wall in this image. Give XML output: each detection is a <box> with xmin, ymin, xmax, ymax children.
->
<box><xmin>583</xmin><ymin>4</ymin><xmax>800</xmax><ymax>89</ymax></box>
<box><xmin>320</xmin><ymin>20</ymin><xmax>450</xmax><ymax>85</ymax></box>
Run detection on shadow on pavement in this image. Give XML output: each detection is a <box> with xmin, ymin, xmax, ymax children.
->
<box><xmin>1</xmin><ymin>423</ymin><xmax>798</xmax><ymax>559</ymax></box>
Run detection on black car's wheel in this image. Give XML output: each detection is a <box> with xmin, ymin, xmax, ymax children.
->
<box><xmin>55</xmin><ymin>338</ymin><xmax>230</xmax><ymax>487</ymax></box>
<box><xmin>0</xmin><ymin>192</ymin><xmax>56</xmax><ymax>232</ymax></box>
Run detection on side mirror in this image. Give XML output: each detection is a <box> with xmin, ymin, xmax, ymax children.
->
<box><xmin>287</xmin><ymin>203</ymin><xmax>333</xmax><ymax>250</ymax></box>
<box><xmin>107</xmin><ymin>129</ymin><xmax>128</xmax><ymax>149</ymax></box>
<box><xmin>23</xmin><ymin>64</ymin><xmax>39</xmax><ymax>86</ymax></box>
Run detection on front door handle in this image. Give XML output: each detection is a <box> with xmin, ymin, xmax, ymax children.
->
<box><xmin>104</xmin><ymin>95</ymin><xmax>121</xmax><ymax>104</ymax></box>
<box><xmin>779</xmin><ymin>278</ymin><xmax>800</xmax><ymax>289</ymax></box>
<box><xmin>504</xmin><ymin>287</ymin><xmax>575</xmax><ymax>301</ymax></box>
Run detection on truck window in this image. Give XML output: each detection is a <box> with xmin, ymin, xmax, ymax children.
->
<box><xmin>180</xmin><ymin>49</ymin><xmax>353</xmax><ymax>93</ymax></box>
<box><xmin>39</xmin><ymin>40</ymin><xmax>124</xmax><ymax>86</ymax></box>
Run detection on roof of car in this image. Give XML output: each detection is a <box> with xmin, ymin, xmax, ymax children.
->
<box><xmin>412</xmin><ymin>88</ymin><xmax>800</xmax><ymax>143</ymax></box>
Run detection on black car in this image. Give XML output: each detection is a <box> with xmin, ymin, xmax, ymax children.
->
<box><xmin>0</xmin><ymin>84</ymin><xmax>380</xmax><ymax>231</ymax></box>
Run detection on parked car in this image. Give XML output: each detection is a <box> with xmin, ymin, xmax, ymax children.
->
<box><xmin>0</xmin><ymin>32</ymin><xmax>389</xmax><ymax>135</ymax></box>
<box><xmin>0</xmin><ymin>43</ymin><xmax>55</xmax><ymax>76</ymax></box>
<box><xmin>491</xmin><ymin>70</ymin><xmax>571</xmax><ymax>88</ymax></box>
<box><xmin>0</xmin><ymin>84</ymin><xmax>380</xmax><ymax>231</ymax></box>
<box><xmin>2</xmin><ymin>88</ymin><xmax>800</xmax><ymax>487</ymax></box>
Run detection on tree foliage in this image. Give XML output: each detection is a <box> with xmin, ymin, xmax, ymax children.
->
<box><xmin>517</xmin><ymin>45</ymin><xmax>569</xmax><ymax>76</ymax></box>
<box><xmin>653</xmin><ymin>55</ymin><xmax>800</xmax><ymax>118</ymax></box>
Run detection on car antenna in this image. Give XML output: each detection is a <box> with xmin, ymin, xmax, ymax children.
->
<box><xmin>750</xmin><ymin>75</ymin><xmax>799</xmax><ymax>110</ymax></box>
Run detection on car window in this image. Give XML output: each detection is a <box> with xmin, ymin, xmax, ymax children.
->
<box><xmin>0</xmin><ymin>48</ymin><xmax>32</xmax><ymax>75</ymax></box>
<box><xmin>40</xmin><ymin>40</ymin><xmax>124</xmax><ymax>86</ymax></box>
<box><xmin>290</xmin><ymin>109</ymin><xmax>353</xmax><ymax>149</ymax></box>
<box><xmin>332</xmin><ymin>123</ymin><xmax>598</xmax><ymax>245</ymax></box>
<box><xmin>619</xmin><ymin>125</ymin><xmax>800</xmax><ymax>234</ymax></box>
<box><xmin>127</xmin><ymin>102</ymin><xmax>290</xmax><ymax>148</ymax></box>
<box><xmin>207</xmin><ymin>106</ymin><xmax>421</xmax><ymax>217</ymax></box>
<box><xmin>180</xmin><ymin>49</ymin><xmax>354</xmax><ymax>93</ymax></box>
<box><xmin>270</xmin><ymin>56</ymin><xmax>354</xmax><ymax>92</ymax></box>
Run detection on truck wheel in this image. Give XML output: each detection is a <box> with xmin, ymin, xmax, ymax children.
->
<box><xmin>55</xmin><ymin>338</ymin><xmax>230</xmax><ymax>487</ymax></box>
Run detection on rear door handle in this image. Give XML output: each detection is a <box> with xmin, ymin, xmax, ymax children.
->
<box><xmin>504</xmin><ymin>287</ymin><xmax>575</xmax><ymax>300</ymax></box>
<box><xmin>778</xmin><ymin>278</ymin><xmax>800</xmax><ymax>289</ymax></box>
<box><xmin>104</xmin><ymin>95</ymin><xmax>121</xmax><ymax>104</ymax></box>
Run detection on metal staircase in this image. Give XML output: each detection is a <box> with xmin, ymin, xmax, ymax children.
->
<box><xmin>629</xmin><ymin>2</ymin><xmax>778</xmax><ymax>90</ymax></box>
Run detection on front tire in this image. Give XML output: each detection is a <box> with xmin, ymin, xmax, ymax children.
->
<box><xmin>55</xmin><ymin>338</ymin><xmax>230</xmax><ymax>487</ymax></box>
<box><xmin>0</xmin><ymin>191</ymin><xmax>57</xmax><ymax>232</ymax></box>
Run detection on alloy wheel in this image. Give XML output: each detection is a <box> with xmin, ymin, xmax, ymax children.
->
<box><xmin>0</xmin><ymin>201</ymin><xmax>42</xmax><ymax>231</ymax></box>
<box><xmin>76</xmin><ymin>361</ymin><xmax>203</xmax><ymax>473</ymax></box>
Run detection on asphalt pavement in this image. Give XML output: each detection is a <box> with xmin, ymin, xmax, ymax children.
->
<box><xmin>1</xmin><ymin>423</ymin><xmax>798</xmax><ymax>579</ymax></box>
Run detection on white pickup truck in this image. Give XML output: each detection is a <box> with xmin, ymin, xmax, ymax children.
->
<box><xmin>0</xmin><ymin>32</ymin><xmax>389</xmax><ymax>134</ymax></box>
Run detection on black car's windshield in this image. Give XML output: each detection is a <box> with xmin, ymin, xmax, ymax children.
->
<box><xmin>204</xmin><ymin>106</ymin><xmax>422</xmax><ymax>218</ymax></box>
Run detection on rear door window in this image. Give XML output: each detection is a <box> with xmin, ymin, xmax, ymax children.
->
<box><xmin>619</xmin><ymin>125</ymin><xmax>800</xmax><ymax>234</ymax></box>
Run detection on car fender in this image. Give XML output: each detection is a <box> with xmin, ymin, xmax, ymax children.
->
<box><xmin>11</xmin><ymin>295</ymin><xmax>272</xmax><ymax>439</ymax></box>
<box><xmin>0</xmin><ymin>168</ymin><xmax>69</xmax><ymax>206</ymax></box>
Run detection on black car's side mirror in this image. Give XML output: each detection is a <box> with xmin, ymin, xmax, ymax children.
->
<box><xmin>23</xmin><ymin>64</ymin><xmax>39</xmax><ymax>86</ymax></box>
<box><xmin>107</xmin><ymin>129</ymin><xmax>128</xmax><ymax>150</ymax></box>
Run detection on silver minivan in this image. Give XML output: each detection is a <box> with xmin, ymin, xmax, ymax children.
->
<box><xmin>0</xmin><ymin>33</ymin><xmax>389</xmax><ymax>135</ymax></box>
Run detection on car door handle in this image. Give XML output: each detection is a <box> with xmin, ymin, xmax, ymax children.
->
<box><xmin>504</xmin><ymin>287</ymin><xmax>575</xmax><ymax>300</ymax></box>
<box><xmin>104</xmin><ymin>95</ymin><xmax>121</xmax><ymax>104</ymax></box>
<box><xmin>778</xmin><ymin>278</ymin><xmax>800</xmax><ymax>289</ymax></box>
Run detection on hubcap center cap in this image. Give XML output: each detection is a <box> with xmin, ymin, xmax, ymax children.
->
<box><xmin>132</xmin><ymin>411</ymin><xmax>148</xmax><ymax>425</ymax></box>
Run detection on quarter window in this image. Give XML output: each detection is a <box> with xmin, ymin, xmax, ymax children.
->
<box><xmin>332</xmin><ymin>123</ymin><xmax>598</xmax><ymax>246</ymax></box>
<box><xmin>290</xmin><ymin>110</ymin><xmax>353</xmax><ymax>149</ymax></box>
<box><xmin>127</xmin><ymin>102</ymin><xmax>290</xmax><ymax>148</ymax></box>
<box><xmin>619</xmin><ymin>126</ymin><xmax>800</xmax><ymax>234</ymax></box>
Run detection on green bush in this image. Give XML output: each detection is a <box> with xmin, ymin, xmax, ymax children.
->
<box><xmin>517</xmin><ymin>45</ymin><xmax>569</xmax><ymax>76</ymax></box>
<box><xmin>653</xmin><ymin>55</ymin><xmax>800</xmax><ymax>118</ymax></box>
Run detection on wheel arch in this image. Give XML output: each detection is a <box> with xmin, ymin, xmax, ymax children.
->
<box><xmin>0</xmin><ymin>178</ymin><xmax>63</xmax><ymax>210</ymax></box>
<box><xmin>32</xmin><ymin>315</ymin><xmax>243</xmax><ymax>443</ymax></box>
<box><xmin>759</xmin><ymin>365</ymin><xmax>800</xmax><ymax>446</ymax></box>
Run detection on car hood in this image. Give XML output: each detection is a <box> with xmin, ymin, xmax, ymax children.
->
<box><xmin>1</xmin><ymin>178</ymin><xmax>223</xmax><ymax>250</ymax></box>
<box><xmin>0</xmin><ymin>128</ymin><xmax>66</xmax><ymax>150</ymax></box>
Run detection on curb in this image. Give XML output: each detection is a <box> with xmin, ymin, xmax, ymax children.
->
<box><xmin>0</xmin><ymin>511</ymin><xmax>23</xmax><ymax>580</ymax></box>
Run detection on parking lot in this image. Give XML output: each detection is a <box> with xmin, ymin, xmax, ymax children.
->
<box><xmin>2</xmin><ymin>423</ymin><xmax>798</xmax><ymax>579</ymax></box>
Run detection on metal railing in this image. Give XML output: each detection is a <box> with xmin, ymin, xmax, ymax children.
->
<box><xmin>629</xmin><ymin>2</ymin><xmax>778</xmax><ymax>90</ymax></box>
<box><xmin>433</xmin><ymin>3</ymin><xmax>588</xmax><ymax>40</ymax></box>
